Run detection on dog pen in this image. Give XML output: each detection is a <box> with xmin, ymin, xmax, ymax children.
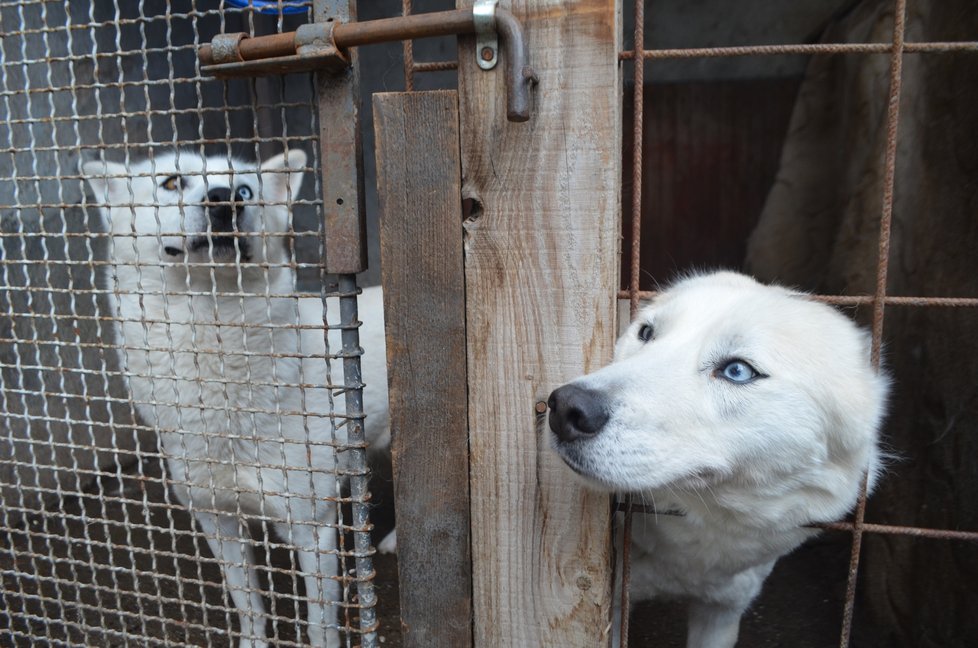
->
<box><xmin>2</xmin><ymin>1</ymin><xmax>977</xmax><ymax>646</ymax></box>
<box><xmin>0</xmin><ymin>1</ymin><xmax>377</xmax><ymax>645</ymax></box>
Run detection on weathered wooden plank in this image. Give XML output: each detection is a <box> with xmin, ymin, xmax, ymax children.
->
<box><xmin>372</xmin><ymin>90</ymin><xmax>472</xmax><ymax>648</ymax></box>
<box><xmin>457</xmin><ymin>2</ymin><xmax>620</xmax><ymax>646</ymax></box>
<box><xmin>316</xmin><ymin>0</ymin><xmax>366</xmax><ymax>274</ymax></box>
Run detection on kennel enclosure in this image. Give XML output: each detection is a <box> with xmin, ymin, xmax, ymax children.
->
<box><xmin>2</xmin><ymin>1</ymin><xmax>978</xmax><ymax>647</ymax></box>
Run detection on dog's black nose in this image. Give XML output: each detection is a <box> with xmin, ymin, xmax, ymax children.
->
<box><xmin>206</xmin><ymin>187</ymin><xmax>237</xmax><ymax>232</ymax></box>
<box><xmin>547</xmin><ymin>384</ymin><xmax>610</xmax><ymax>443</ymax></box>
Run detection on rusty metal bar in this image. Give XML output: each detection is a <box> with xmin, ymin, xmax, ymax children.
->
<box><xmin>412</xmin><ymin>60</ymin><xmax>459</xmax><ymax>73</ymax></box>
<box><xmin>617</xmin><ymin>290</ymin><xmax>978</xmax><ymax>308</ymax></box>
<box><xmin>199</xmin><ymin>8</ymin><xmax>537</xmax><ymax>122</ymax></box>
<box><xmin>619</xmin><ymin>3</ymin><xmax>646</xmax><ymax>647</ymax></box>
<box><xmin>618</xmin><ymin>503</ymin><xmax>978</xmax><ymax>541</ymax></box>
<box><xmin>628</xmin><ymin>1</ymin><xmax>645</xmax><ymax>321</ymax></box>
<box><xmin>814</xmin><ymin>521</ymin><xmax>978</xmax><ymax>542</ymax></box>
<box><xmin>334</xmin><ymin>9</ymin><xmax>475</xmax><ymax>47</ymax></box>
<box><xmin>839</xmin><ymin>1</ymin><xmax>907</xmax><ymax>645</ymax></box>
<box><xmin>619</xmin><ymin>40</ymin><xmax>978</xmax><ymax>60</ymax></box>
<box><xmin>402</xmin><ymin>0</ymin><xmax>415</xmax><ymax>92</ymax></box>
<box><xmin>204</xmin><ymin>30</ymin><xmax>296</xmax><ymax>63</ymax></box>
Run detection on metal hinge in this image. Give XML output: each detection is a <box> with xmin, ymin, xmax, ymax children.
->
<box><xmin>198</xmin><ymin>1</ymin><xmax>538</xmax><ymax>122</ymax></box>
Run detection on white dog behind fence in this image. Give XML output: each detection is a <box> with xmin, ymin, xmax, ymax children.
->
<box><xmin>548</xmin><ymin>271</ymin><xmax>889</xmax><ymax>648</ymax></box>
<box><xmin>82</xmin><ymin>150</ymin><xmax>387</xmax><ymax>648</ymax></box>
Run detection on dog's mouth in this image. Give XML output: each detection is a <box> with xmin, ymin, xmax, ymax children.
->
<box><xmin>553</xmin><ymin>434</ymin><xmax>727</xmax><ymax>495</ymax></box>
<box><xmin>186</xmin><ymin>235</ymin><xmax>252</xmax><ymax>262</ymax></box>
<box><xmin>552</xmin><ymin>443</ymin><xmax>625</xmax><ymax>491</ymax></box>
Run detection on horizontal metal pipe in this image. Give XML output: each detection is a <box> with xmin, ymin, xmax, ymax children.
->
<box><xmin>199</xmin><ymin>31</ymin><xmax>295</xmax><ymax>65</ymax></box>
<box><xmin>332</xmin><ymin>9</ymin><xmax>475</xmax><ymax>47</ymax></box>
<box><xmin>199</xmin><ymin>8</ymin><xmax>537</xmax><ymax>121</ymax></box>
<box><xmin>616</xmin><ymin>290</ymin><xmax>978</xmax><ymax>308</ymax></box>
<box><xmin>199</xmin><ymin>10</ymin><xmax>474</xmax><ymax>66</ymax></box>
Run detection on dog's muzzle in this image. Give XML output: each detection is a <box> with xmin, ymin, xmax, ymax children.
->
<box><xmin>185</xmin><ymin>187</ymin><xmax>251</xmax><ymax>260</ymax></box>
<box><xmin>547</xmin><ymin>384</ymin><xmax>610</xmax><ymax>443</ymax></box>
<box><xmin>205</xmin><ymin>187</ymin><xmax>241</xmax><ymax>233</ymax></box>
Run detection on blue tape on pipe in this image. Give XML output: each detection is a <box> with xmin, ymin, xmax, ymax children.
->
<box><xmin>223</xmin><ymin>0</ymin><xmax>309</xmax><ymax>15</ymax></box>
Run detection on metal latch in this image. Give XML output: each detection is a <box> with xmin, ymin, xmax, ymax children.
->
<box><xmin>473</xmin><ymin>0</ymin><xmax>499</xmax><ymax>70</ymax></box>
<box><xmin>199</xmin><ymin>4</ymin><xmax>538</xmax><ymax>122</ymax></box>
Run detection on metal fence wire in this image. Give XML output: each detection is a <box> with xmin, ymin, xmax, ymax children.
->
<box><xmin>619</xmin><ymin>0</ymin><xmax>978</xmax><ymax>647</ymax></box>
<box><xmin>4</xmin><ymin>0</ymin><xmax>978</xmax><ymax>646</ymax></box>
<box><xmin>0</xmin><ymin>1</ymin><xmax>378</xmax><ymax>646</ymax></box>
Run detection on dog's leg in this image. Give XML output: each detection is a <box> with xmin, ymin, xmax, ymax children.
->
<box><xmin>686</xmin><ymin>600</ymin><xmax>744</xmax><ymax>648</ymax></box>
<box><xmin>196</xmin><ymin>512</ymin><xmax>268</xmax><ymax>648</ymax></box>
<box><xmin>285</xmin><ymin>521</ymin><xmax>340</xmax><ymax>648</ymax></box>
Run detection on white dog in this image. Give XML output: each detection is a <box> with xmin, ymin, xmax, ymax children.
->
<box><xmin>548</xmin><ymin>271</ymin><xmax>889</xmax><ymax>648</ymax></box>
<box><xmin>82</xmin><ymin>150</ymin><xmax>387</xmax><ymax>648</ymax></box>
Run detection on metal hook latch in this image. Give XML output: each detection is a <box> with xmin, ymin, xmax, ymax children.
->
<box><xmin>473</xmin><ymin>0</ymin><xmax>499</xmax><ymax>71</ymax></box>
<box><xmin>199</xmin><ymin>3</ymin><xmax>538</xmax><ymax>121</ymax></box>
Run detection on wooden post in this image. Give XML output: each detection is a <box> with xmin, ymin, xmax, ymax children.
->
<box><xmin>316</xmin><ymin>0</ymin><xmax>367</xmax><ymax>274</ymax></box>
<box><xmin>457</xmin><ymin>1</ymin><xmax>621</xmax><ymax>646</ymax></box>
<box><xmin>373</xmin><ymin>90</ymin><xmax>472</xmax><ymax>648</ymax></box>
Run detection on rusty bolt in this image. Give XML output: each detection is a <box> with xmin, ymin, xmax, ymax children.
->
<box><xmin>481</xmin><ymin>46</ymin><xmax>495</xmax><ymax>61</ymax></box>
<box><xmin>535</xmin><ymin>401</ymin><xmax>548</xmax><ymax>414</ymax></box>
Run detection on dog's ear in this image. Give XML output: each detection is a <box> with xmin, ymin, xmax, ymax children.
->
<box><xmin>258</xmin><ymin>149</ymin><xmax>307</xmax><ymax>203</ymax></box>
<box><xmin>80</xmin><ymin>159</ymin><xmax>130</xmax><ymax>206</ymax></box>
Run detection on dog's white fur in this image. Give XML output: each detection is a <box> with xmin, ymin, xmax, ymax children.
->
<box><xmin>549</xmin><ymin>271</ymin><xmax>888</xmax><ymax>648</ymax></box>
<box><xmin>82</xmin><ymin>150</ymin><xmax>387</xmax><ymax>648</ymax></box>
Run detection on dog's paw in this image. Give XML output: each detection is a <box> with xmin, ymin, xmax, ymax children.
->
<box><xmin>377</xmin><ymin>529</ymin><xmax>397</xmax><ymax>554</ymax></box>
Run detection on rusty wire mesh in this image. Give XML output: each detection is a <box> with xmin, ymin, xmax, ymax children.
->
<box><xmin>620</xmin><ymin>0</ymin><xmax>978</xmax><ymax>646</ymax></box>
<box><xmin>0</xmin><ymin>1</ymin><xmax>378</xmax><ymax>646</ymax></box>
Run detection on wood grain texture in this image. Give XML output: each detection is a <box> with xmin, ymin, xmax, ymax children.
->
<box><xmin>373</xmin><ymin>90</ymin><xmax>472</xmax><ymax>648</ymax></box>
<box><xmin>457</xmin><ymin>2</ymin><xmax>620</xmax><ymax>646</ymax></box>
<box><xmin>317</xmin><ymin>0</ymin><xmax>367</xmax><ymax>274</ymax></box>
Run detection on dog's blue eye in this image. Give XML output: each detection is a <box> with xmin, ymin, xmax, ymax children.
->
<box><xmin>718</xmin><ymin>359</ymin><xmax>759</xmax><ymax>383</ymax></box>
<box><xmin>637</xmin><ymin>323</ymin><xmax>654</xmax><ymax>343</ymax></box>
<box><xmin>236</xmin><ymin>185</ymin><xmax>253</xmax><ymax>201</ymax></box>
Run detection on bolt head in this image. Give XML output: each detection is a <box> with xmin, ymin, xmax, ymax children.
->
<box><xmin>481</xmin><ymin>47</ymin><xmax>495</xmax><ymax>61</ymax></box>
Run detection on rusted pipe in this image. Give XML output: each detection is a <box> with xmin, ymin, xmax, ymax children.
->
<box><xmin>199</xmin><ymin>8</ymin><xmax>537</xmax><ymax>122</ymax></box>
<box><xmin>199</xmin><ymin>31</ymin><xmax>295</xmax><ymax>65</ymax></box>
<box><xmin>333</xmin><ymin>9</ymin><xmax>475</xmax><ymax>47</ymax></box>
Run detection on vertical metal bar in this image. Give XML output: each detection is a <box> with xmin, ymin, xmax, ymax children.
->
<box><xmin>337</xmin><ymin>274</ymin><xmax>378</xmax><ymax>648</ymax></box>
<box><xmin>620</xmin><ymin>3</ymin><xmax>645</xmax><ymax>646</ymax></box>
<box><xmin>838</xmin><ymin>0</ymin><xmax>906</xmax><ymax>645</ymax></box>
<box><xmin>403</xmin><ymin>0</ymin><xmax>416</xmax><ymax>91</ymax></box>
<box><xmin>628</xmin><ymin>0</ymin><xmax>645</xmax><ymax>321</ymax></box>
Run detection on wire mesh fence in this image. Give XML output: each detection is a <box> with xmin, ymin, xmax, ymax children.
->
<box><xmin>4</xmin><ymin>0</ymin><xmax>977</xmax><ymax>646</ymax></box>
<box><xmin>0</xmin><ymin>1</ymin><xmax>380</xmax><ymax>646</ymax></box>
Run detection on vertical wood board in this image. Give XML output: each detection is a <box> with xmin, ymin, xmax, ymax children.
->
<box><xmin>457</xmin><ymin>2</ymin><xmax>621</xmax><ymax>646</ymax></box>
<box><xmin>373</xmin><ymin>90</ymin><xmax>472</xmax><ymax>648</ymax></box>
<box><xmin>316</xmin><ymin>0</ymin><xmax>367</xmax><ymax>274</ymax></box>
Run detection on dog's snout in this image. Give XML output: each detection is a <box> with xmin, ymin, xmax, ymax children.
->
<box><xmin>206</xmin><ymin>187</ymin><xmax>238</xmax><ymax>232</ymax></box>
<box><xmin>548</xmin><ymin>384</ymin><xmax>610</xmax><ymax>443</ymax></box>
